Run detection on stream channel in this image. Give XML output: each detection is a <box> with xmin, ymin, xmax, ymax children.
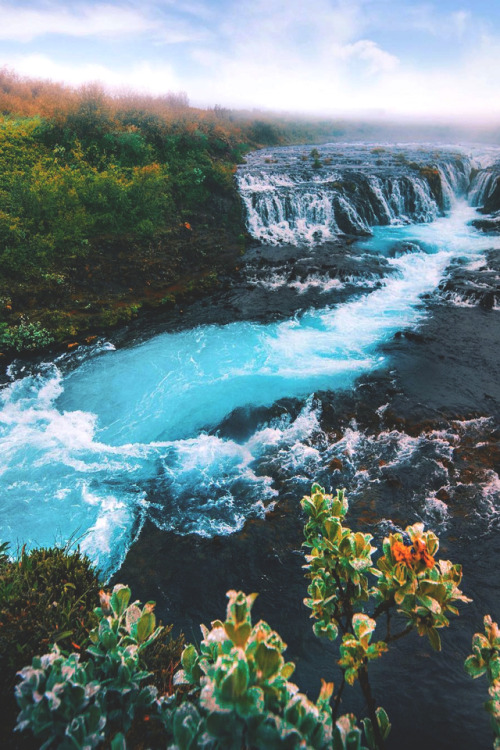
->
<box><xmin>2</xmin><ymin>143</ymin><xmax>500</xmax><ymax>748</ymax></box>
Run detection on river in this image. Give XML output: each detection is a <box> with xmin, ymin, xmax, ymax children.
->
<box><xmin>1</xmin><ymin>142</ymin><xmax>500</xmax><ymax>748</ymax></box>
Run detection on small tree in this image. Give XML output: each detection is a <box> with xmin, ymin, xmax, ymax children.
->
<box><xmin>302</xmin><ymin>484</ymin><xmax>470</xmax><ymax>749</ymax></box>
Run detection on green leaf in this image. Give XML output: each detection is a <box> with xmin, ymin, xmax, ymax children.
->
<box><xmin>173</xmin><ymin>702</ymin><xmax>202</xmax><ymax>748</ymax></box>
<box><xmin>464</xmin><ymin>655</ymin><xmax>483</xmax><ymax>678</ymax></box>
<box><xmin>52</xmin><ymin>630</ymin><xmax>73</xmax><ymax>643</ymax></box>
<box><xmin>255</xmin><ymin>642</ymin><xmax>281</xmax><ymax>680</ymax></box>
<box><xmin>111</xmin><ymin>732</ymin><xmax>127</xmax><ymax>750</ymax></box>
<box><xmin>136</xmin><ymin>612</ymin><xmax>155</xmax><ymax>644</ymax></box>
<box><xmin>491</xmin><ymin>656</ymin><xmax>500</xmax><ymax>682</ymax></box>
<box><xmin>417</xmin><ymin>594</ymin><xmax>441</xmax><ymax>614</ymax></box>
<box><xmin>125</xmin><ymin>604</ymin><xmax>141</xmax><ymax>633</ymax></box>
<box><xmin>173</xmin><ymin>668</ymin><xmax>189</xmax><ymax>685</ymax></box>
<box><xmin>219</xmin><ymin>657</ymin><xmax>250</xmax><ymax>701</ymax></box>
<box><xmin>375</xmin><ymin>707</ymin><xmax>391</xmax><ymax>739</ymax></box>
<box><xmin>110</xmin><ymin>585</ymin><xmax>131</xmax><ymax>617</ymax></box>
<box><xmin>427</xmin><ymin>628</ymin><xmax>442</xmax><ymax>652</ymax></box>
<box><xmin>225</xmin><ymin>620</ymin><xmax>251</xmax><ymax>647</ymax></box>
<box><xmin>352</xmin><ymin>614</ymin><xmax>376</xmax><ymax>643</ymax></box>
<box><xmin>182</xmin><ymin>644</ymin><xmax>198</xmax><ymax>671</ymax></box>
<box><xmin>324</xmin><ymin>518</ymin><xmax>342</xmax><ymax>543</ymax></box>
<box><xmin>281</xmin><ymin>662</ymin><xmax>295</xmax><ymax>679</ymax></box>
<box><xmin>362</xmin><ymin>717</ymin><xmax>375</xmax><ymax>750</ymax></box>
<box><xmin>346</xmin><ymin>728</ymin><xmax>362</xmax><ymax>749</ymax></box>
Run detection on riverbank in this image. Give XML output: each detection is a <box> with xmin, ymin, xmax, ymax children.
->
<box><xmin>1</xmin><ymin>69</ymin><xmax>378</xmax><ymax>360</ymax></box>
<box><xmin>0</xmin><ymin>213</ymin><xmax>247</xmax><ymax>365</ymax></box>
<box><xmin>5</xmin><ymin>71</ymin><xmax>500</xmax><ymax>362</ymax></box>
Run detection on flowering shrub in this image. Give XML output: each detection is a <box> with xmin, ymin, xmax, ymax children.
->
<box><xmin>12</xmin><ymin>486</ymin><xmax>490</xmax><ymax>750</ymax></box>
<box><xmin>302</xmin><ymin>483</ymin><xmax>470</xmax><ymax>747</ymax></box>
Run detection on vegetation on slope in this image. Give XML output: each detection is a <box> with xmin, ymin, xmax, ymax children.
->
<box><xmin>0</xmin><ymin>72</ymin><xmax>249</xmax><ymax>353</ymax></box>
<box><xmin>0</xmin><ymin>68</ymin><xmax>373</xmax><ymax>356</ymax></box>
<box><xmin>0</xmin><ymin>69</ymin><xmax>485</xmax><ymax>357</ymax></box>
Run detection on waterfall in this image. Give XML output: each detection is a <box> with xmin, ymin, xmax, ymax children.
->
<box><xmin>238</xmin><ymin>145</ymin><xmax>473</xmax><ymax>246</ymax></box>
<box><xmin>468</xmin><ymin>169</ymin><xmax>499</xmax><ymax>208</ymax></box>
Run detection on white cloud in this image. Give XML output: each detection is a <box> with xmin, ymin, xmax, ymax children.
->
<box><xmin>184</xmin><ymin>0</ymin><xmax>400</xmax><ymax>110</ymax></box>
<box><xmin>0</xmin><ymin>52</ymin><xmax>180</xmax><ymax>93</ymax></box>
<box><xmin>341</xmin><ymin>40</ymin><xmax>399</xmax><ymax>74</ymax></box>
<box><xmin>0</xmin><ymin>0</ymin><xmax>497</xmax><ymax>121</ymax></box>
<box><xmin>0</xmin><ymin>2</ymin><xmax>201</xmax><ymax>43</ymax></box>
<box><xmin>0</xmin><ymin>3</ymin><xmax>151</xmax><ymax>42</ymax></box>
<box><xmin>451</xmin><ymin>10</ymin><xmax>471</xmax><ymax>38</ymax></box>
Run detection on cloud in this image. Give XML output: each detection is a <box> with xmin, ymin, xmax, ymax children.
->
<box><xmin>451</xmin><ymin>10</ymin><xmax>471</xmax><ymax>39</ymax></box>
<box><xmin>341</xmin><ymin>40</ymin><xmax>399</xmax><ymax>75</ymax></box>
<box><xmin>185</xmin><ymin>0</ymin><xmax>399</xmax><ymax>109</ymax></box>
<box><xmin>0</xmin><ymin>52</ymin><xmax>180</xmax><ymax>93</ymax></box>
<box><xmin>0</xmin><ymin>2</ymin><xmax>201</xmax><ymax>43</ymax></box>
<box><xmin>0</xmin><ymin>0</ymin><xmax>497</xmax><ymax>121</ymax></box>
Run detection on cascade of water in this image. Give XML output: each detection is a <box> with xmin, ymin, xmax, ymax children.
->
<box><xmin>468</xmin><ymin>170</ymin><xmax>498</xmax><ymax>207</ymax></box>
<box><xmin>437</xmin><ymin>159</ymin><xmax>472</xmax><ymax>209</ymax></box>
<box><xmin>238</xmin><ymin>146</ymin><xmax>473</xmax><ymax>246</ymax></box>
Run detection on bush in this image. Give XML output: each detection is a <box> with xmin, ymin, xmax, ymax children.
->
<box><xmin>0</xmin><ymin>320</ymin><xmax>54</xmax><ymax>352</ymax></box>
<box><xmin>15</xmin><ymin>584</ymin><xmax>174</xmax><ymax>749</ymax></box>
<box><xmin>16</xmin><ymin>583</ymin><xmax>377</xmax><ymax>750</ymax></box>
<box><xmin>10</xmin><ymin>486</ymin><xmax>492</xmax><ymax>749</ymax></box>
<box><xmin>164</xmin><ymin>588</ymin><xmax>381</xmax><ymax>749</ymax></box>
<box><xmin>466</xmin><ymin>616</ymin><xmax>500</xmax><ymax>748</ymax></box>
<box><xmin>302</xmin><ymin>485</ymin><xmax>469</xmax><ymax>746</ymax></box>
<box><xmin>0</xmin><ymin>544</ymin><xmax>101</xmax><ymax>748</ymax></box>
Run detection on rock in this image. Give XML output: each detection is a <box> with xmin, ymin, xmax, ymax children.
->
<box><xmin>329</xmin><ymin>457</ymin><xmax>343</xmax><ymax>472</ymax></box>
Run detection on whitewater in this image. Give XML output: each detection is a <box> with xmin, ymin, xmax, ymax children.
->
<box><xmin>1</xmin><ymin>144</ymin><xmax>499</xmax><ymax>578</ymax></box>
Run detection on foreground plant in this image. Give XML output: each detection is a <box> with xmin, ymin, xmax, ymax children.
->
<box><xmin>0</xmin><ymin>543</ymin><xmax>101</xmax><ymax>750</ymax></box>
<box><xmin>15</xmin><ymin>584</ymin><xmax>163</xmax><ymax>749</ymax></box>
<box><xmin>167</xmin><ymin>588</ymin><xmax>382</xmax><ymax>749</ymax></box>
<box><xmin>12</xmin><ymin>484</ymin><xmax>477</xmax><ymax>749</ymax></box>
<box><xmin>302</xmin><ymin>484</ymin><xmax>470</xmax><ymax>748</ymax></box>
<box><xmin>15</xmin><ymin>584</ymin><xmax>385</xmax><ymax>749</ymax></box>
<box><xmin>465</xmin><ymin>615</ymin><xmax>500</xmax><ymax>749</ymax></box>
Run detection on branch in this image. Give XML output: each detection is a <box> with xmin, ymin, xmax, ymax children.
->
<box><xmin>373</xmin><ymin>598</ymin><xmax>394</xmax><ymax>620</ymax></box>
<box><xmin>384</xmin><ymin>624</ymin><xmax>413</xmax><ymax>644</ymax></box>
<box><xmin>332</xmin><ymin>672</ymin><xmax>346</xmax><ymax>721</ymax></box>
<box><xmin>358</xmin><ymin>664</ymin><xmax>385</xmax><ymax>750</ymax></box>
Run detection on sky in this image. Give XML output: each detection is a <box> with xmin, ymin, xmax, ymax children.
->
<box><xmin>0</xmin><ymin>0</ymin><xmax>499</xmax><ymax>121</ymax></box>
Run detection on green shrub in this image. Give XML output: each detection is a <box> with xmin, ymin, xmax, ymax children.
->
<box><xmin>466</xmin><ymin>616</ymin><xmax>500</xmax><ymax>748</ymax></box>
<box><xmin>0</xmin><ymin>545</ymin><xmax>101</xmax><ymax>748</ymax></box>
<box><xmin>9</xmin><ymin>485</ymin><xmax>491</xmax><ymax>750</ymax></box>
<box><xmin>15</xmin><ymin>584</ymin><xmax>164</xmax><ymax>748</ymax></box>
<box><xmin>164</xmin><ymin>588</ymin><xmax>383</xmax><ymax>750</ymax></box>
<box><xmin>302</xmin><ymin>484</ymin><xmax>469</xmax><ymax>747</ymax></box>
<box><xmin>0</xmin><ymin>320</ymin><xmax>54</xmax><ymax>352</ymax></box>
<box><xmin>14</xmin><ymin>581</ymin><xmax>380</xmax><ymax>750</ymax></box>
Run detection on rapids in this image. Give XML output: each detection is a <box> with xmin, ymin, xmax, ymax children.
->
<box><xmin>1</xmin><ymin>141</ymin><xmax>500</xmax><ymax>748</ymax></box>
<box><xmin>1</xmin><ymin>145</ymin><xmax>499</xmax><ymax>579</ymax></box>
